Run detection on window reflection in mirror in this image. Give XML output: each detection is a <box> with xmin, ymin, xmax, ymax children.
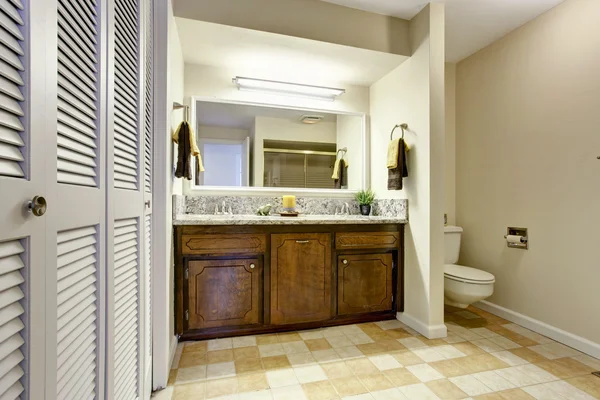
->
<box><xmin>191</xmin><ymin>100</ymin><xmax>364</xmax><ymax>191</ymax></box>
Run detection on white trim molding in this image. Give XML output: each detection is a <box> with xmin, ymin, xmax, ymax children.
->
<box><xmin>476</xmin><ymin>300</ymin><xmax>600</xmax><ymax>359</ymax></box>
<box><xmin>397</xmin><ymin>312</ymin><xmax>448</xmax><ymax>339</ymax></box>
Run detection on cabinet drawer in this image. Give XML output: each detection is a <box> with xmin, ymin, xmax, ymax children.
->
<box><xmin>335</xmin><ymin>232</ymin><xmax>400</xmax><ymax>250</ymax></box>
<box><xmin>181</xmin><ymin>234</ymin><xmax>267</xmax><ymax>255</ymax></box>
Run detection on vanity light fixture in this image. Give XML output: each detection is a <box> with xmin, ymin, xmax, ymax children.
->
<box><xmin>232</xmin><ymin>76</ymin><xmax>345</xmax><ymax>101</ymax></box>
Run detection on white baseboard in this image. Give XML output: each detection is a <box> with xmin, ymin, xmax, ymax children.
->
<box><xmin>476</xmin><ymin>300</ymin><xmax>600</xmax><ymax>359</ymax></box>
<box><xmin>168</xmin><ymin>335</ymin><xmax>178</xmax><ymax>370</ymax></box>
<box><xmin>397</xmin><ymin>312</ymin><xmax>448</xmax><ymax>339</ymax></box>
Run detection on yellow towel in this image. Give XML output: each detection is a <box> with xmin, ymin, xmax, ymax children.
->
<box><xmin>387</xmin><ymin>139</ymin><xmax>400</xmax><ymax>169</ymax></box>
<box><xmin>172</xmin><ymin>122</ymin><xmax>205</xmax><ymax>172</ymax></box>
<box><xmin>331</xmin><ymin>159</ymin><xmax>347</xmax><ymax>179</ymax></box>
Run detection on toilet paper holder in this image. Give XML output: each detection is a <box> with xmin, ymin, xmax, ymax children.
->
<box><xmin>504</xmin><ymin>227</ymin><xmax>528</xmax><ymax>250</ymax></box>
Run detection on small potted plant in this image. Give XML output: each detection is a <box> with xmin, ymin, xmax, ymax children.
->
<box><xmin>355</xmin><ymin>188</ymin><xmax>375</xmax><ymax>216</ymax></box>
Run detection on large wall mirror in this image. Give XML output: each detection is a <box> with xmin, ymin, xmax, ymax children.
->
<box><xmin>188</xmin><ymin>98</ymin><xmax>367</xmax><ymax>193</ymax></box>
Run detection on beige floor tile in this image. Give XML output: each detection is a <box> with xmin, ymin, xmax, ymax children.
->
<box><xmin>172</xmin><ymin>381</ymin><xmax>206</xmax><ymax>400</ymax></box>
<box><xmin>378</xmin><ymin>339</ymin><xmax>406</xmax><ymax>353</ymax></box>
<box><xmin>471</xmin><ymin>338</ymin><xmax>505</xmax><ymax>353</ymax></box>
<box><xmin>358</xmin><ymin>372</ymin><xmax>394</xmax><ymax>392</ymax></box>
<box><xmin>206</xmin><ymin>377</ymin><xmax>238</xmax><ymax>399</ymax></box>
<box><xmin>487</xmin><ymin>336</ymin><xmax>521</xmax><ymax>350</ymax></box>
<box><xmin>366</xmin><ymin>330</ymin><xmax>392</xmax><ymax>342</ymax></box>
<box><xmin>258</xmin><ymin>343</ymin><xmax>286</xmax><ymax>357</ymax></box>
<box><xmin>391</xmin><ymin>350</ymin><xmax>425</xmax><ymax>366</ymax></box>
<box><xmin>176</xmin><ymin>365</ymin><xmax>207</xmax><ymax>384</ymax></box>
<box><xmin>398</xmin><ymin>337</ymin><xmax>428</xmax><ymax>350</ymax></box>
<box><xmin>370</xmin><ymin>388</ymin><xmax>405</xmax><ymax>400</ymax></box>
<box><xmin>346</xmin><ymin>358</ymin><xmax>379</xmax><ymax>376</ymax></box>
<box><xmin>272</xmin><ymin>384</ymin><xmax>308</xmax><ymax>400</ymax></box>
<box><xmin>535</xmin><ymin>358</ymin><xmax>595</xmax><ymax>379</ymax></box>
<box><xmin>428</xmin><ymin>359</ymin><xmax>470</xmax><ymax>378</ymax></box>
<box><xmin>262</xmin><ymin>355</ymin><xmax>291</xmax><ymax>371</ymax></box>
<box><xmin>496</xmin><ymin>388</ymin><xmax>536</xmax><ymax>399</ymax></box>
<box><xmin>168</xmin><ymin>369</ymin><xmax>177</xmax><ymax>385</ymax></box>
<box><xmin>206</xmin><ymin>361</ymin><xmax>236</xmax><ymax>379</ymax></box>
<box><xmin>449</xmin><ymin>375</ymin><xmax>493</xmax><ymax>397</ymax></box>
<box><xmin>207</xmin><ymin>349</ymin><xmax>234</xmax><ymax>364</ymax></box>
<box><xmin>266</xmin><ymin>368</ymin><xmax>300</xmax><ymax>388</ymax></box>
<box><xmin>381</xmin><ymin>329</ymin><xmax>412</xmax><ymax>340</ymax></box>
<box><xmin>529</xmin><ymin>342</ymin><xmax>582</xmax><ymax>360</ymax></box>
<box><xmin>509</xmin><ymin>347</ymin><xmax>549</xmax><ymax>363</ymax></box>
<box><xmin>383</xmin><ymin>368</ymin><xmax>421</xmax><ymax>387</ymax></box>
<box><xmin>489</xmin><ymin>350</ymin><xmax>529</xmax><ymax>367</ymax></box>
<box><xmin>419</xmin><ymin>337</ymin><xmax>448</xmax><ymax>347</ymax></box>
<box><xmin>406</xmin><ymin>363</ymin><xmax>445</xmax><ymax>382</ymax></box>
<box><xmin>398</xmin><ymin>382</ymin><xmax>443</xmax><ymax>399</ymax></box>
<box><xmin>183</xmin><ymin>341</ymin><xmax>207</xmax><ymax>354</ymax></box>
<box><xmin>321</xmin><ymin>361</ymin><xmax>354</xmax><ymax>379</ymax></box>
<box><xmin>335</xmin><ymin>345</ymin><xmax>364</xmax><ymax>360</ymax></box>
<box><xmin>239</xmin><ymin>389</ymin><xmax>273</xmax><ymax>400</ymax></box>
<box><xmin>233</xmin><ymin>346</ymin><xmax>260</xmax><ymax>361</ymax></box>
<box><xmin>460</xmin><ymin>353</ymin><xmax>509</xmax><ymax>374</ymax></box>
<box><xmin>302</xmin><ymin>380</ymin><xmax>339</xmax><ymax>400</ymax></box>
<box><xmin>233</xmin><ymin>336</ymin><xmax>257</xmax><ymax>349</ymax></box>
<box><xmin>237</xmin><ymin>372</ymin><xmax>269</xmax><ymax>392</ymax></box>
<box><xmin>545</xmin><ymin>380</ymin><xmax>599</xmax><ymax>399</ymax></box>
<box><xmin>330</xmin><ymin>377</ymin><xmax>368</xmax><ymax>397</ymax></box>
<box><xmin>369</xmin><ymin>354</ymin><xmax>402</xmax><ymax>371</ymax></box>
<box><xmin>565</xmin><ymin>375</ymin><xmax>600</xmax><ymax>398</ymax></box>
<box><xmin>356</xmin><ymin>342</ymin><xmax>387</xmax><ymax>355</ymax></box>
<box><xmin>256</xmin><ymin>334</ymin><xmax>280</xmax><ymax>345</ymax></box>
<box><xmin>322</xmin><ymin>327</ymin><xmax>346</xmax><ymax>338</ymax></box>
<box><xmin>299</xmin><ymin>330</ymin><xmax>325</xmax><ymax>340</ymax></box>
<box><xmin>282</xmin><ymin>341</ymin><xmax>310</xmax><ymax>355</ymax></box>
<box><xmin>306</xmin><ymin>338</ymin><xmax>333</xmax><ymax>352</ymax></box>
<box><xmin>312</xmin><ymin>349</ymin><xmax>342</xmax><ymax>363</ymax></box>
<box><xmin>288</xmin><ymin>352</ymin><xmax>318</xmax><ymax>367</ymax></box>
<box><xmin>207</xmin><ymin>338</ymin><xmax>233</xmax><ymax>351</ymax></box>
<box><xmin>179</xmin><ymin>351</ymin><xmax>208</xmax><ymax>368</ymax></box>
<box><xmin>347</xmin><ymin>333</ymin><xmax>375</xmax><ymax>345</ymax></box>
<box><xmin>426</xmin><ymin>378</ymin><xmax>469</xmax><ymax>399</ymax></box>
<box><xmin>295</xmin><ymin>365</ymin><xmax>328</xmax><ymax>384</ymax></box>
<box><xmin>471</xmin><ymin>370</ymin><xmax>517</xmax><ymax>392</ymax></box>
<box><xmin>326</xmin><ymin>335</ymin><xmax>354</xmax><ymax>348</ymax></box>
<box><xmin>235</xmin><ymin>358</ymin><xmax>264</xmax><ymax>374</ymax></box>
<box><xmin>278</xmin><ymin>332</ymin><xmax>303</xmax><ymax>343</ymax></box>
<box><xmin>573</xmin><ymin>354</ymin><xmax>600</xmax><ymax>370</ymax></box>
<box><xmin>473</xmin><ymin>393</ymin><xmax>505</xmax><ymax>400</ymax></box>
<box><xmin>152</xmin><ymin>386</ymin><xmax>174</xmax><ymax>400</ymax></box>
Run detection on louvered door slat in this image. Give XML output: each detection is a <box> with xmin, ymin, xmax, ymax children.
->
<box><xmin>0</xmin><ymin>240</ymin><xmax>25</xmax><ymax>399</ymax></box>
<box><xmin>0</xmin><ymin>0</ymin><xmax>24</xmax><ymax>179</ymax></box>
<box><xmin>143</xmin><ymin>0</ymin><xmax>152</xmax><ymax>194</ymax></box>
<box><xmin>113</xmin><ymin>0</ymin><xmax>140</xmax><ymax>190</ymax></box>
<box><xmin>144</xmin><ymin>215</ymin><xmax>151</xmax><ymax>359</ymax></box>
<box><xmin>113</xmin><ymin>217</ymin><xmax>139</xmax><ymax>399</ymax></box>
<box><xmin>56</xmin><ymin>226</ymin><xmax>98</xmax><ymax>400</ymax></box>
<box><xmin>57</xmin><ymin>0</ymin><xmax>99</xmax><ymax>187</ymax></box>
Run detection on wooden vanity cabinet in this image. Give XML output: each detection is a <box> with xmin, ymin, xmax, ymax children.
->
<box><xmin>186</xmin><ymin>258</ymin><xmax>263</xmax><ymax>330</ymax></box>
<box><xmin>174</xmin><ymin>225</ymin><xmax>404</xmax><ymax>340</ymax></box>
<box><xmin>337</xmin><ymin>253</ymin><xmax>394</xmax><ymax>315</ymax></box>
<box><xmin>270</xmin><ymin>233</ymin><xmax>331</xmax><ymax>325</ymax></box>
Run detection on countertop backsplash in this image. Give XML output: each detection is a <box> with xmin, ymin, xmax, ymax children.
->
<box><xmin>173</xmin><ymin>195</ymin><xmax>407</xmax><ymax>220</ymax></box>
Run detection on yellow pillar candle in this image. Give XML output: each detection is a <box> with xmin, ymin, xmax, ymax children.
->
<box><xmin>282</xmin><ymin>195</ymin><xmax>296</xmax><ymax>209</ymax></box>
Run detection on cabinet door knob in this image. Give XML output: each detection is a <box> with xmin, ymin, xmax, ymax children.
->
<box><xmin>28</xmin><ymin>196</ymin><xmax>47</xmax><ymax>217</ymax></box>
<box><xmin>342</xmin><ymin>259</ymin><xmax>348</xmax><ymax>265</ymax></box>
<box><xmin>250</xmin><ymin>263</ymin><xmax>255</xmax><ymax>269</ymax></box>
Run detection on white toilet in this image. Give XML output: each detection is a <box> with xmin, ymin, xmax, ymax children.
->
<box><xmin>444</xmin><ymin>226</ymin><xmax>495</xmax><ymax>308</ymax></box>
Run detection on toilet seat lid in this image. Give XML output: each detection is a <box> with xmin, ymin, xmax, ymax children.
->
<box><xmin>444</xmin><ymin>264</ymin><xmax>495</xmax><ymax>283</ymax></box>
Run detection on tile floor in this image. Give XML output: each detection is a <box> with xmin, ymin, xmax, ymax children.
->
<box><xmin>153</xmin><ymin>306</ymin><xmax>600</xmax><ymax>400</ymax></box>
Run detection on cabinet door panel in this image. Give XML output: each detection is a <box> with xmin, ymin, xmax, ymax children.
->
<box><xmin>188</xmin><ymin>259</ymin><xmax>262</xmax><ymax>329</ymax></box>
<box><xmin>271</xmin><ymin>234</ymin><xmax>331</xmax><ymax>324</ymax></box>
<box><xmin>338</xmin><ymin>254</ymin><xmax>393</xmax><ymax>315</ymax></box>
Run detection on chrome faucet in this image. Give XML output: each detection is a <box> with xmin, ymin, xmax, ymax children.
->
<box><xmin>335</xmin><ymin>203</ymin><xmax>351</xmax><ymax>216</ymax></box>
<box><xmin>214</xmin><ymin>201</ymin><xmax>233</xmax><ymax>215</ymax></box>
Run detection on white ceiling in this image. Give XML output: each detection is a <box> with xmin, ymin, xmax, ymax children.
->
<box><xmin>196</xmin><ymin>101</ymin><xmax>338</xmax><ymax>130</ymax></box>
<box><xmin>176</xmin><ymin>18</ymin><xmax>408</xmax><ymax>87</ymax></box>
<box><xmin>320</xmin><ymin>0</ymin><xmax>566</xmax><ymax>62</ymax></box>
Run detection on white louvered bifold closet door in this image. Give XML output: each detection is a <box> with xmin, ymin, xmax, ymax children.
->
<box><xmin>46</xmin><ymin>0</ymin><xmax>107</xmax><ymax>397</ymax></box>
<box><xmin>0</xmin><ymin>0</ymin><xmax>47</xmax><ymax>399</ymax></box>
<box><xmin>56</xmin><ymin>227</ymin><xmax>99</xmax><ymax>399</ymax></box>
<box><xmin>108</xmin><ymin>0</ymin><xmax>148</xmax><ymax>397</ymax></box>
<box><xmin>113</xmin><ymin>218</ymin><xmax>140</xmax><ymax>400</ymax></box>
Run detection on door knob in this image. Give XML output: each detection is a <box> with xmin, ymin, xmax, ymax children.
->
<box><xmin>28</xmin><ymin>196</ymin><xmax>47</xmax><ymax>217</ymax></box>
<box><xmin>250</xmin><ymin>263</ymin><xmax>255</xmax><ymax>269</ymax></box>
<box><xmin>342</xmin><ymin>259</ymin><xmax>348</xmax><ymax>265</ymax></box>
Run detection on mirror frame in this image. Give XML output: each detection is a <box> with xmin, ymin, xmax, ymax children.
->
<box><xmin>183</xmin><ymin>96</ymin><xmax>369</xmax><ymax>197</ymax></box>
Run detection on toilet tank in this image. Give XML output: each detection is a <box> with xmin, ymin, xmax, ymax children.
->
<box><xmin>444</xmin><ymin>226</ymin><xmax>463</xmax><ymax>264</ymax></box>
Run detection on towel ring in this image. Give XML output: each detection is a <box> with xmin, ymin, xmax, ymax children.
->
<box><xmin>390</xmin><ymin>123</ymin><xmax>409</xmax><ymax>141</ymax></box>
<box><xmin>336</xmin><ymin>147</ymin><xmax>347</xmax><ymax>160</ymax></box>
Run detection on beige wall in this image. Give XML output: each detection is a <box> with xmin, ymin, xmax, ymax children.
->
<box><xmin>369</xmin><ymin>4</ymin><xmax>446</xmax><ymax>337</ymax></box>
<box><xmin>445</xmin><ymin>63</ymin><xmax>456</xmax><ymax>225</ymax></box>
<box><xmin>456</xmin><ymin>0</ymin><xmax>600</xmax><ymax>349</ymax></box>
<box><xmin>174</xmin><ymin>0</ymin><xmax>410</xmax><ymax>56</ymax></box>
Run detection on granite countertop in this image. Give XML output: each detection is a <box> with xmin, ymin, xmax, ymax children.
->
<box><xmin>173</xmin><ymin>214</ymin><xmax>408</xmax><ymax>226</ymax></box>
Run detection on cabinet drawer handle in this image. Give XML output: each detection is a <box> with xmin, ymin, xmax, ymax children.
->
<box><xmin>296</xmin><ymin>240</ymin><xmax>310</xmax><ymax>244</ymax></box>
<box><xmin>250</xmin><ymin>263</ymin><xmax>255</xmax><ymax>269</ymax></box>
<box><xmin>342</xmin><ymin>259</ymin><xmax>348</xmax><ymax>265</ymax></box>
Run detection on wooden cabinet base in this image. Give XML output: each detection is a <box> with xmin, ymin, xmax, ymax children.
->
<box><xmin>175</xmin><ymin>224</ymin><xmax>404</xmax><ymax>339</ymax></box>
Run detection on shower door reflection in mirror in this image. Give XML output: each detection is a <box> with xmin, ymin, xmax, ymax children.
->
<box><xmin>190</xmin><ymin>99</ymin><xmax>366</xmax><ymax>191</ymax></box>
